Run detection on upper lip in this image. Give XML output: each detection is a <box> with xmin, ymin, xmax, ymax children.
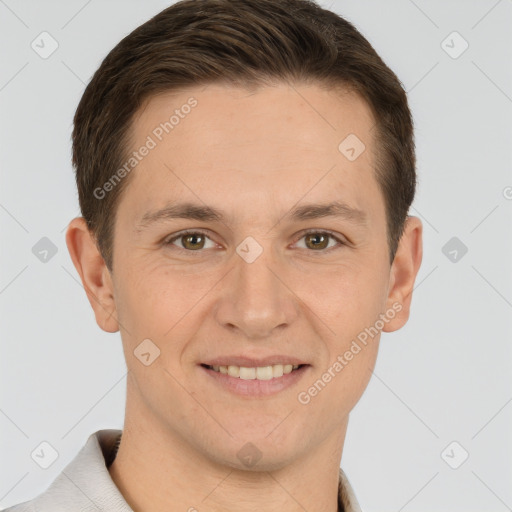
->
<box><xmin>201</xmin><ymin>355</ymin><xmax>308</xmax><ymax>367</ymax></box>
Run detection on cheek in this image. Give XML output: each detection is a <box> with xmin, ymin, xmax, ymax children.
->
<box><xmin>114</xmin><ymin>262</ymin><xmax>219</xmax><ymax>351</ymax></box>
<box><xmin>114</xmin><ymin>243</ymin><xmax>390</xmax><ymax>344</ymax></box>
<box><xmin>304</xmin><ymin>259</ymin><xmax>387</xmax><ymax>394</ymax></box>
<box><xmin>315</xmin><ymin>341</ymin><xmax>379</xmax><ymax>420</ymax></box>
<box><xmin>116</xmin><ymin>263</ymin><xmax>178</xmax><ymax>318</ymax></box>
<box><xmin>322</xmin><ymin>263</ymin><xmax>387</xmax><ymax>405</ymax></box>
<box><xmin>300</xmin><ymin>259</ymin><xmax>389</xmax><ymax>330</ymax></box>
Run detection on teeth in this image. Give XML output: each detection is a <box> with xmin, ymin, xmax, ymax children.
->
<box><xmin>228</xmin><ymin>365</ymin><xmax>240</xmax><ymax>378</ymax></box>
<box><xmin>208</xmin><ymin>363</ymin><xmax>301</xmax><ymax>379</ymax></box>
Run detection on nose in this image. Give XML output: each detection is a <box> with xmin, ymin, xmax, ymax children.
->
<box><xmin>213</xmin><ymin>241</ymin><xmax>299</xmax><ymax>339</ymax></box>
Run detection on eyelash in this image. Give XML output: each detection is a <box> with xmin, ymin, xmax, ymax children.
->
<box><xmin>163</xmin><ymin>229</ymin><xmax>346</xmax><ymax>254</ymax></box>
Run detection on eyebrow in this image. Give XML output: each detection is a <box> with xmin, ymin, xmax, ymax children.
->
<box><xmin>135</xmin><ymin>200</ymin><xmax>367</xmax><ymax>232</ymax></box>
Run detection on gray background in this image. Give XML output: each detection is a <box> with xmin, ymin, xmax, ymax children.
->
<box><xmin>1</xmin><ymin>1</ymin><xmax>511</xmax><ymax>511</ymax></box>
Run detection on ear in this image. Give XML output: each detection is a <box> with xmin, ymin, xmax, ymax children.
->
<box><xmin>382</xmin><ymin>215</ymin><xmax>423</xmax><ymax>332</ymax></box>
<box><xmin>65</xmin><ymin>217</ymin><xmax>119</xmax><ymax>333</ymax></box>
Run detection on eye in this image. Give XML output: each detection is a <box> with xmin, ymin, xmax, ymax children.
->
<box><xmin>294</xmin><ymin>230</ymin><xmax>346</xmax><ymax>252</ymax></box>
<box><xmin>164</xmin><ymin>230</ymin><xmax>217</xmax><ymax>251</ymax></box>
<box><xmin>163</xmin><ymin>229</ymin><xmax>346</xmax><ymax>253</ymax></box>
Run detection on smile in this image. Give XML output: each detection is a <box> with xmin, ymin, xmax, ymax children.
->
<box><xmin>200</xmin><ymin>363</ymin><xmax>310</xmax><ymax>397</ymax></box>
<box><xmin>202</xmin><ymin>363</ymin><xmax>303</xmax><ymax>380</ymax></box>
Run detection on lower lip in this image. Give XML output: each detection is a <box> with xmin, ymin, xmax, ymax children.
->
<box><xmin>200</xmin><ymin>364</ymin><xmax>310</xmax><ymax>397</ymax></box>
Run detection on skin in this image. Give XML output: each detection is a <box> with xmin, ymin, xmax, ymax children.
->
<box><xmin>66</xmin><ymin>82</ymin><xmax>422</xmax><ymax>512</ymax></box>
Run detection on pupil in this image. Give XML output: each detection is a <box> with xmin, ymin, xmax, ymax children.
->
<box><xmin>307</xmin><ymin>233</ymin><xmax>327</xmax><ymax>250</ymax></box>
<box><xmin>184</xmin><ymin>234</ymin><xmax>203</xmax><ymax>249</ymax></box>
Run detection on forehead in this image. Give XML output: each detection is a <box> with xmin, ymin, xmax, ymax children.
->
<box><xmin>119</xmin><ymin>82</ymin><xmax>383</xmax><ymax>226</ymax></box>
<box><xmin>133</xmin><ymin>82</ymin><xmax>375</xmax><ymax>149</ymax></box>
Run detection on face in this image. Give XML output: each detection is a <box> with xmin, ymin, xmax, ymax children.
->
<box><xmin>70</xmin><ymin>82</ymin><xmax>420</xmax><ymax>471</ymax></box>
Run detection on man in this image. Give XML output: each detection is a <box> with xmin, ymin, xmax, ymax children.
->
<box><xmin>4</xmin><ymin>0</ymin><xmax>422</xmax><ymax>510</ymax></box>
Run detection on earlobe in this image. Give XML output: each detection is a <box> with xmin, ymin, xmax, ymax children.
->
<box><xmin>65</xmin><ymin>217</ymin><xmax>120</xmax><ymax>333</ymax></box>
<box><xmin>382</xmin><ymin>215</ymin><xmax>423</xmax><ymax>333</ymax></box>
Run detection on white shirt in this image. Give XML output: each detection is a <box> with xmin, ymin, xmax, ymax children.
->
<box><xmin>2</xmin><ymin>429</ymin><xmax>362</xmax><ymax>512</ymax></box>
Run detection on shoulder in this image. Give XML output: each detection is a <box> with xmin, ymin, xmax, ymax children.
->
<box><xmin>1</xmin><ymin>502</ymin><xmax>36</xmax><ymax>512</ymax></box>
<box><xmin>1</xmin><ymin>429</ymin><xmax>124</xmax><ymax>512</ymax></box>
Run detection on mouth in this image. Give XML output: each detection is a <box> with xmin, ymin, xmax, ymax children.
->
<box><xmin>200</xmin><ymin>363</ymin><xmax>307</xmax><ymax>380</ymax></box>
<box><xmin>199</xmin><ymin>363</ymin><xmax>310</xmax><ymax>397</ymax></box>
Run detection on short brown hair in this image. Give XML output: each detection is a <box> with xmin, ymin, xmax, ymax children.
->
<box><xmin>72</xmin><ymin>0</ymin><xmax>416</xmax><ymax>272</ymax></box>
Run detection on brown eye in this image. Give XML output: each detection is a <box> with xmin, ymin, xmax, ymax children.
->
<box><xmin>295</xmin><ymin>230</ymin><xmax>345</xmax><ymax>252</ymax></box>
<box><xmin>165</xmin><ymin>230</ymin><xmax>216</xmax><ymax>251</ymax></box>
<box><xmin>181</xmin><ymin>233</ymin><xmax>205</xmax><ymax>250</ymax></box>
<box><xmin>304</xmin><ymin>232</ymin><xmax>330</xmax><ymax>250</ymax></box>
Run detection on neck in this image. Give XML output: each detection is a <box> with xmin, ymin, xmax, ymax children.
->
<box><xmin>108</xmin><ymin>381</ymin><xmax>348</xmax><ymax>512</ymax></box>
